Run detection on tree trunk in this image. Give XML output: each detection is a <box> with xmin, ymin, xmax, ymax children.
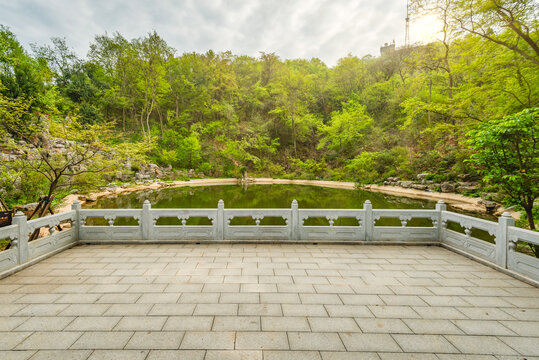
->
<box><xmin>292</xmin><ymin>114</ymin><xmax>297</xmax><ymax>157</ymax></box>
<box><xmin>122</xmin><ymin>108</ymin><xmax>126</xmax><ymax>132</ymax></box>
<box><xmin>146</xmin><ymin>98</ymin><xmax>155</xmax><ymax>141</ymax></box>
<box><xmin>524</xmin><ymin>205</ymin><xmax>538</xmax><ymax>257</ymax></box>
<box><xmin>428</xmin><ymin>78</ymin><xmax>432</xmax><ymax>124</ymax></box>
<box><xmin>525</xmin><ymin>206</ymin><xmax>536</xmax><ymax>230</ymax></box>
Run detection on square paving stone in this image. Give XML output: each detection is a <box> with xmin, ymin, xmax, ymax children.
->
<box><xmin>0</xmin><ymin>332</ymin><xmax>32</xmax><ymax>350</ymax></box>
<box><xmin>241</xmin><ymin>284</ymin><xmax>277</xmax><ymax>293</ymax></box>
<box><xmin>261</xmin><ymin>316</ymin><xmax>310</xmax><ymax>331</ymax></box>
<box><xmin>499</xmin><ymin>336</ymin><xmax>539</xmax><ymax>356</ymax></box>
<box><xmin>435</xmin><ymin>355</ymin><xmax>496</xmax><ymax>360</ymax></box>
<box><xmin>239</xmin><ymin>304</ymin><xmax>282</xmax><ymax>316</ymax></box>
<box><xmin>15</xmin><ymin>304</ymin><xmax>68</xmax><ymax>317</ymax></box>
<box><xmin>219</xmin><ymin>293</ymin><xmax>259</xmax><ymax>304</ymax></box>
<box><xmin>325</xmin><ymin>305</ymin><xmax>372</xmax><ymax>318</ymax></box>
<box><xmin>308</xmin><ymin>317</ymin><xmax>360</xmax><ymax>332</ymax></box>
<box><xmin>180</xmin><ymin>293</ymin><xmax>220</xmax><ymax>304</ymax></box>
<box><xmin>15</xmin><ymin>317</ymin><xmax>74</xmax><ymax>331</ymax></box>
<box><xmin>146</xmin><ymin>350</ymin><xmax>205</xmax><ymax>360</ymax></box>
<box><xmin>0</xmin><ymin>305</ymin><xmax>26</xmax><ymax>317</ymax></box>
<box><xmin>87</xmin><ymin>350</ymin><xmax>148</xmax><ymax>360</ymax></box>
<box><xmin>451</xmin><ymin>320</ymin><xmax>516</xmax><ymax>336</ymax></box>
<box><xmin>27</xmin><ymin>350</ymin><xmax>92</xmax><ymax>360</ymax></box>
<box><xmin>194</xmin><ymin>304</ymin><xmax>238</xmax><ymax>316</ymax></box>
<box><xmin>16</xmin><ymin>332</ymin><xmax>82</xmax><ymax>350</ymax></box>
<box><xmin>500</xmin><ymin>321</ymin><xmax>539</xmax><ymax>336</ymax></box>
<box><xmin>392</xmin><ymin>334</ymin><xmax>459</xmax><ymax>353</ymax></box>
<box><xmin>59</xmin><ymin>304</ymin><xmax>111</xmax><ymax>316</ymax></box>
<box><xmin>212</xmin><ymin>316</ymin><xmax>260</xmax><ymax>331</ymax></box>
<box><xmin>320</xmin><ymin>351</ymin><xmax>380</xmax><ymax>360</ymax></box>
<box><xmin>125</xmin><ymin>331</ymin><xmax>184</xmax><ymax>349</ymax></box>
<box><xmin>456</xmin><ymin>307</ymin><xmax>516</xmax><ymax>321</ymax></box>
<box><xmin>163</xmin><ymin>316</ymin><xmax>214</xmax><ymax>331</ymax></box>
<box><xmin>288</xmin><ymin>332</ymin><xmax>345</xmax><ymax>351</ymax></box>
<box><xmin>148</xmin><ymin>304</ymin><xmax>196</xmax><ymax>316</ymax></box>
<box><xmin>103</xmin><ymin>304</ymin><xmax>151</xmax><ymax>316</ymax></box>
<box><xmin>96</xmin><ymin>293</ymin><xmax>141</xmax><ymax>304</ymax></box>
<box><xmin>411</xmin><ymin>306</ymin><xmax>467</xmax><ymax>320</ymax></box>
<box><xmin>300</xmin><ymin>294</ymin><xmax>342</xmax><ymax>305</ymax></box>
<box><xmin>65</xmin><ymin>316</ymin><xmax>121</xmax><ymax>331</ymax></box>
<box><xmin>70</xmin><ymin>331</ymin><xmax>133</xmax><ymax>350</ymax></box>
<box><xmin>264</xmin><ymin>351</ymin><xmax>321</xmax><ymax>360</ymax></box>
<box><xmin>137</xmin><ymin>293</ymin><xmax>180</xmax><ymax>304</ymax></box>
<box><xmin>339</xmin><ymin>333</ymin><xmax>401</xmax><ymax>352</ymax></box>
<box><xmin>379</xmin><ymin>295</ymin><xmax>427</xmax><ymax>306</ymax></box>
<box><xmin>445</xmin><ymin>335</ymin><xmax>519</xmax><ymax>355</ymax></box>
<box><xmin>114</xmin><ymin>316</ymin><xmax>167</xmax><ymax>331</ymax></box>
<box><xmin>378</xmin><ymin>352</ymin><xmax>439</xmax><ymax>359</ymax></box>
<box><xmin>403</xmin><ymin>319</ymin><xmax>463</xmax><ymax>335</ymax></box>
<box><xmin>367</xmin><ymin>305</ymin><xmax>420</xmax><ymax>319</ymax></box>
<box><xmin>339</xmin><ymin>295</ymin><xmax>382</xmax><ymax>305</ymax></box>
<box><xmin>0</xmin><ymin>317</ymin><xmax>27</xmax><ymax>331</ymax></box>
<box><xmin>282</xmin><ymin>304</ymin><xmax>327</xmax><ymax>317</ymax></box>
<box><xmin>235</xmin><ymin>332</ymin><xmax>289</xmax><ymax>350</ymax></box>
<box><xmin>180</xmin><ymin>331</ymin><xmax>235</xmax><ymax>350</ymax></box>
<box><xmin>260</xmin><ymin>293</ymin><xmax>301</xmax><ymax>304</ymax></box>
<box><xmin>205</xmin><ymin>350</ymin><xmax>263</xmax><ymax>360</ymax></box>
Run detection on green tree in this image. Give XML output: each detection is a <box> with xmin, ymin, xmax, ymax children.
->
<box><xmin>318</xmin><ymin>95</ymin><xmax>373</xmax><ymax>157</ymax></box>
<box><xmin>467</xmin><ymin>108</ymin><xmax>538</xmax><ymax>235</ymax></box>
<box><xmin>452</xmin><ymin>0</ymin><xmax>539</xmax><ymax>66</ymax></box>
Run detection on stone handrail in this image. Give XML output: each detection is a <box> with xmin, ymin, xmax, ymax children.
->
<box><xmin>0</xmin><ymin>199</ymin><xmax>537</xmax><ymax>284</ymax></box>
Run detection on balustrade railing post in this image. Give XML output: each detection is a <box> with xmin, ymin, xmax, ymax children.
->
<box><xmin>217</xmin><ymin>200</ymin><xmax>224</xmax><ymax>241</ymax></box>
<box><xmin>291</xmin><ymin>200</ymin><xmax>299</xmax><ymax>241</ymax></box>
<box><xmin>435</xmin><ymin>201</ymin><xmax>446</xmax><ymax>242</ymax></box>
<box><xmin>496</xmin><ymin>212</ymin><xmax>514</xmax><ymax>268</ymax></box>
<box><xmin>364</xmin><ymin>200</ymin><xmax>373</xmax><ymax>241</ymax></box>
<box><xmin>12</xmin><ymin>211</ymin><xmax>28</xmax><ymax>264</ymax></box>
<box><xmin>142</xmin><ymin>200</ymin><xmax>151</xmax><ymax>240</ymax></box>
<box><xmin>71</xmin><ymin>200</ymin><xmax>81</xmax><ymax>241</ymax></box>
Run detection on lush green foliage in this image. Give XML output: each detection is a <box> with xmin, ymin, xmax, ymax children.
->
<box><xmin>0</xmin><ymin>0</ymin><xmax>538</xmax><ymax>229</ymax></box>
<box><xmin>468</xmin><ymin>108</ymin><xmax>539</xmax><ymax>231</ymax></box>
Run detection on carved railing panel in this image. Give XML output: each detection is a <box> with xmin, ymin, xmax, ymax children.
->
<box><xmin>298</xmin><ymin>209</ymin><xmax>364</xmax><ymax>241</ymax></box>
<box><xmin>0</xmin><ymin>224</ymin><xmax>19</xmax><ymax>272</ymax></box>
<box><xmin>79</xmin><ymin>209</ymin><xmax>143</xmax><ymax>241</ymax></box>
<box><xmin>507</xmin><ymin>226</ymin><xmax>539</xmax><ymax>281</ymax></box>
<box><xmin>441</xmin><ymin>211</ymin><xmax>497</xmax><ymax>262</ymax></box>
<box><xmin>372</xmin><ymin>209</ymin><xmax>437</xmax><ymax>242</ymax></box>
<box><xmin>224</xmin><ymin>209</ymin><xmax>291</xmax><ymax>240</ymax></box>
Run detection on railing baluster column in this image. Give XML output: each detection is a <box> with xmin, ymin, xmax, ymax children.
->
<box><xmin>217</xmin><ymin>200</ymin><xmax>224</xmax><ymax>241</ymax></box>
<box><xmin>364</xmin><ymin>201</ymin><xmax>373</xmax><ymax>241</ymax></box>
<box><xmin>71</xmin><ymin>200</ymin><xmax>81</xmax><ymax>242</ymax></box>
<box><xmin>12</xmin><ymin>212</ymin><xmax>28</xmax><ymax>264</ymax></box>
<box><xmin>435</xmin><ymin>201</ymin><xmax>446</xmax><ymax>242</ymax></box>
<box><xmin>142</xmin><ymin>200</ymin><xmax>151</xmax><ymax>240</ymax></box>
<box><xmin>496</xmin><ymin>212</ymin><xmax>514</xmax><ymax>268</ymax></box>
<box><xmin>291</xmin><ymin>200</ymin><xmax>299</xmax><ymax>241</ymax></box>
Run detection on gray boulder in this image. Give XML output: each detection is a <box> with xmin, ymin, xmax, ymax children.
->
<box><xmin>416</xmin><ymin>173</ymin><xmax>429</xmax><ymax>184</ymax></box>
<box><xmin>441</xmin><ymin>182</ymin><xmax>455</xmax><ymax>193</ymax></box>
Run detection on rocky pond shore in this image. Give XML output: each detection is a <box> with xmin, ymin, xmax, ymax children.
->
<box><xmin>49</xmin><ymin>177</ymin><xmax>518</xmax><ymax>220</ymax></box>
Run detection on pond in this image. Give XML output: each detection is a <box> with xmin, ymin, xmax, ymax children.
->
<box><xmin>85</xmin><ymin>184</ymin><xmax>495</xmax><ymax>235</ymax></box>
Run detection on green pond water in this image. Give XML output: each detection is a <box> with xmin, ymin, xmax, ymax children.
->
<box><xmin>85</xmin><ymin>184</ymin><xmax>495</xmax><ymax>239</ymax></box>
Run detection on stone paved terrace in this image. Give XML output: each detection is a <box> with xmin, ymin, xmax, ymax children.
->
<box><xmin>0</xmin><ymin>244</ymin><xmax>538</xmax><ymax>360</ymax></box>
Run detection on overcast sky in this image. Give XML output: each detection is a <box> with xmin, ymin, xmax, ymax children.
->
<box><xmin>1</xmin><ymin>0</ymin><xmax>415</xmax><ymax>67</ymax></box>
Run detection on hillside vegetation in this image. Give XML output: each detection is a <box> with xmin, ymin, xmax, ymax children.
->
<box><xmin>0</xmin><ymin>0</ymin><xmax>537</xmax><ymax>228</ymax></box>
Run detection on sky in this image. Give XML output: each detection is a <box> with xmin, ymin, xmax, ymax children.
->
<box><xmin>0</xmin><ymin>0</ymin><xmax>437</xmax><ymax>67</ymax></box>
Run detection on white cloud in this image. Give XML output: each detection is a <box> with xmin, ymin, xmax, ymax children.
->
<box><xmin>1</xmin><ymin>0</ymin><xmax>409</xmax><ymax>66</ymax></box>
